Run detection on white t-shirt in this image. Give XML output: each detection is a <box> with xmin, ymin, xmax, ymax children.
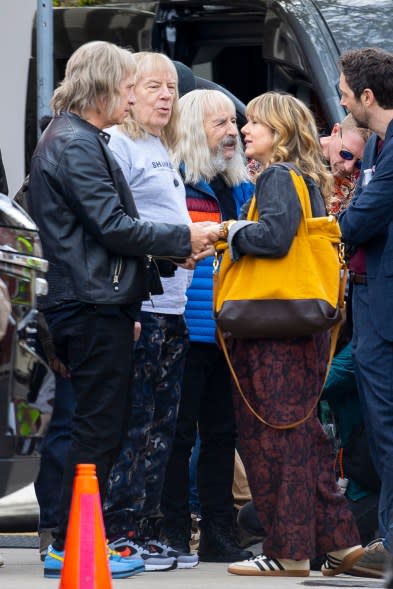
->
<box><xmin>107</xmin><ymin>125</ymin><xmax>192</xmax><ymax>314</ymax></box>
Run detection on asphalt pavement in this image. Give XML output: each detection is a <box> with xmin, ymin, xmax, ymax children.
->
<box><xmin>0</xmin><ymin>487</ymin><xmax>386</xmax><ymax>588</ymax></box>
<box><xmin>0</xmin><ymin>547</ymin><xmax>386</xmax><ymax>589</ymax></box>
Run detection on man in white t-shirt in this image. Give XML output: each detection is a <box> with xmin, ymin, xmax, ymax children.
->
<box><xmin>103</xmin><ymin>52</ymin><xmax>198</xmax><ymax>571</ymax></box>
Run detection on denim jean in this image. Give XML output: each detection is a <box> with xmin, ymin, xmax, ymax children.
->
<box><xmin>34</xmin><ymin>373</ymin><xmax>76</xmax><ymax>532</ymax></box>
<box><xmin>104</xmin><ymin>312</ymin><xmax>189</xmax><ymax>540</ymax></box>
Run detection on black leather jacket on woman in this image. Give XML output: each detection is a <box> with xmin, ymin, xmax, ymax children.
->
<box><xmin>29</xmin><ymin>112</ymin><xmax>191</xmax><ymax>309</ymax></box>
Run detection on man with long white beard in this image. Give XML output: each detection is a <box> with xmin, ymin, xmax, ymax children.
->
<box><xmin>160</xmin><ymin>89</ymin><xmax>254</xmax><ymax>563</ymax></box>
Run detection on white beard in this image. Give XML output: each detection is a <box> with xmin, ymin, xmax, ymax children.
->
<box><xmin>210</xmin><ymin>150</ymin><xmax>228</xmax><ymax>173</ymax></box>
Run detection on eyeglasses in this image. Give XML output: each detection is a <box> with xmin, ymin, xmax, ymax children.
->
<box><xmin>339</xmin><ymin>127</ymin><xmax>362</xmax><ymax>170</ymax></box>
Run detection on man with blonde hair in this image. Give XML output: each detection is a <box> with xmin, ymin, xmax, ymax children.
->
<box><xmin>103</xmin><ymin>51</ymin><xmax>198</xmax><ymax>572</ymax></box>
<box><xmin>320</xmin><ymin>114</ymin><xmax>370</xmax><ymax>214</ymax></box>
<box><xmin>161</xmin><ymin>89</ymin><xmax>254</xmax><ymax>563</ymax></box>
<box><xmin>28</xmin><ymin>41</ymin><xmax>218</xmax><ymax>579</ymax></box>
<box><xmin>320</xmin><ymin>114</ymin><xmax>369</xmax><ymax>179</ymax></box>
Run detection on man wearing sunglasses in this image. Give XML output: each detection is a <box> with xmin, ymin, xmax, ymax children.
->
<box><xmin>338</xmin><ymin>46</ymin><xmax>393</xmax><ymax>579</ymax></box>
<box><xmin>321</xmin><ymin>114</ymin><xmax>367</xmax><ymax>177</ymax></box>
<box><xmin>320</xmin><ymin>114</ymin><xmax>370</xmax><ymax>214</ymax></box>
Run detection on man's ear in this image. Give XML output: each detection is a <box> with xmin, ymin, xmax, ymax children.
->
<box><xmin>361</xmin><ymin>88</ymin><xmax>375</xmax><ymax>107</ymax></box>
<box><xmin>331</xmin><ymin>122</ymin><xmax>341</xmax><ymax>137</ymax></box>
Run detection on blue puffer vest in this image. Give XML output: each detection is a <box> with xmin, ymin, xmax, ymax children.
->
<box><xmin>184</xmin><ymin>176</ymin><xmax>254</xmax><ymax>343</ymax></box>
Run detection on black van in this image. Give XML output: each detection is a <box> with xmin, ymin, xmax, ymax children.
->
<box><xmin>25</xmin><ymin>0</ymin><xmax>393</xmax><ymax>168</ymax></box>
<box><xmin>0</xmin><ymin>195</ymin><xmax>49</xmax><ymax>498</ymax></box>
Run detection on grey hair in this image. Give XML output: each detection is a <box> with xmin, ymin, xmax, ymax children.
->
<box><xmin>120</xmin><ymin>52</ymin><xmax>179</xmax><ymax>150</ymax></box>
<box><xmin>171</xmin><ymin>89</ymin><xmax>249</xmax><ymax>186</ymax></box>
<box><xmin>51</xmin><ymin>41</ymin><xmax>135</xmax><ymax>117</ymax></box>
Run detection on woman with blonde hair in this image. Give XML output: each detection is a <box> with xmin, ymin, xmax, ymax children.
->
<box><xmin>215</xmin><ymin>92</ymin><xmax>364</xmax><ymax>577</ymax></box>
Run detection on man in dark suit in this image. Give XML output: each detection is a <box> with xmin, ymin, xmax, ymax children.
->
<box><xmin>338</xmin><ymin>47</ymin><xmax>393</xmax><ymax>578</ymax></box>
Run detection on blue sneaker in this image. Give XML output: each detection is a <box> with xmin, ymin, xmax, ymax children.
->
<box><xmin>109</xmin><ymin>534</ymin><xmax>177</xmax><ymax>571</ymax></box>
<box><xmin>44</xmin><ymin>544</ymin><xmax>145</xmax><ymax>579</ymax></box>
<box><xmin>108</xmin><ymin>547</ymin><xmax>145</xmax><ymax>577</ymax></box>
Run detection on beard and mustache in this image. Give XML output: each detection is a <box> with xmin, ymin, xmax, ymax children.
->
<box><xmin>210</xmin><ymin>136</ymin><xmax>241</xmax><ymax>172</ymax></box>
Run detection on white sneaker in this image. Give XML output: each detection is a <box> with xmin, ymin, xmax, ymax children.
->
<box><xmin>228</xmin><ymin>553</ymin><xmax>310</xmax><ymax>576</ymax></box>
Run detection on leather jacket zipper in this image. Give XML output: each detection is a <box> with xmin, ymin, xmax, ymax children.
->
<box><xmin>146</xmin><ymin>254</ymin><xmax>155</xmax><ymax>307</ymax></box>
<box><xmin>112</xmin><ymin>257</ymin><xmax>123</xmax><ymax>291</ymax></box>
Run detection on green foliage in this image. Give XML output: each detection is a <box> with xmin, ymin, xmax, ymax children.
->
<box><xmin>53</xmin><ymin>0</ymin><xmax>109</xmax><ymax>6</ymax></box>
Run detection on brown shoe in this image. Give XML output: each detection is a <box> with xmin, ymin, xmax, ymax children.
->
<box><xmin>346</xmin><ymin>539</ymin><xmax>388</xmax><ymax>579</ymax></box>
<box><xmin>321</xmin><ymin>546</ymin><xmax>365</xmax><ymax>576</ymax></box>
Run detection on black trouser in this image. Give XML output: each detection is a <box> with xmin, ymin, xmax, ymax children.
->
<box><xmin>348</xmin><ymin>492</ymin><xmax>379</xmax><ymax>546</ymax></box>
<box><xmin>50</xmin><ymin>304</ymin><xmax>135</xmax><ymax>549</ymax></box>
<box><xmin>161</xmin><ymin>342</ymin><xmax>236</xmax><ymax>525</ymax></box>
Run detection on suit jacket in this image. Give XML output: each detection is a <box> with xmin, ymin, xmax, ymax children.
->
<box><xmin>340</xmin><ymin>118</ymin><xmax>393</xmax><ymax>342</ymax></box>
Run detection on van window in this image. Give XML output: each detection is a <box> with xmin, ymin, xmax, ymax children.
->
<box><xmin>27</xmin><ymin>1</ymin><xmax>393</xmax><ymax>172</ymax></box>
<box><xmin>317</xmin><ymin>0</ymin><xmax>393</xmax><ymax>54</ymax></box>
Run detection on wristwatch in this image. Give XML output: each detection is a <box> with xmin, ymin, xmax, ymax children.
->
<box><xmin>218</xmin><ymin>219</ymin><xmax>236</xmax><ymax>240</ymax></box>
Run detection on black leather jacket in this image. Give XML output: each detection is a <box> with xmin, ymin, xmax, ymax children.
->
<box><xmin>29</xmin><ymin>112</ymin><xmax>191</xmax><ymax>308</ymax></box>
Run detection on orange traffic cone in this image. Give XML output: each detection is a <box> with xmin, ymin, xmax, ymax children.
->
<box><xmin>59</xmin><ymin>463</ymin><xmax>113</xmax><ymax>589</ymax></box>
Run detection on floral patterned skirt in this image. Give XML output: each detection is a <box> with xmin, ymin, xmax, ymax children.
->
<box><xmin>232</xmin><ymin>333</ymin><xmax>360</xmax><ymax>560</ymax></box>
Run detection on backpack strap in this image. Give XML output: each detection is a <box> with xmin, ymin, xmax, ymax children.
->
<box><xmin>217</xmin><ymin>320</ymin><xmax>343</xmax><ymax>430</ymax></box>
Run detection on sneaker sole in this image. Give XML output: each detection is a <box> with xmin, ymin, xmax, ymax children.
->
<box><xmin>44</xmin><ymin>565</ymin><xmax>145</xmax><ymax>579</ymax></box>
<box><xmin>144</xmin><ymin>561</ymin><xmax>177</xmax><ymax>572</ymax></box>
<box><xmin>345</xmin><ymin>565</ymin><xmax>384</xmax><ymax>579</ymax></box>
<box><xmin>177</xmin><ymin>559</ymin><xmax>199</xmax><ymax>569</ymax></box>
<box><xmin>322</xmin><ymin>547</ymin><xmax>365</xmax><ymax>577</ymax></box>
<box><xmin>44</xmin><ymin>569</ymin><xmax>62</xmax><ymax>579</ymax></box>
<box><xmin>112</xmin><ymin>564</ymin><xmax>145</xmax><ymax>578</ymax></box>
<box><xmin>228</xmin><ymin>565</ymin><xmax>309</xmax><ymax>577</ymax></box>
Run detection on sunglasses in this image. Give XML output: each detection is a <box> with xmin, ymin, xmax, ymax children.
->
<box><xmin>339</xmin><ymin>127</ymin><xmax>362</xmax><ymax>170</ymax></box>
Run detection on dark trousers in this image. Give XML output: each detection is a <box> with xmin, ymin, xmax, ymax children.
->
<box><xmin>50</xmin><ymin>304</ymin><xmax>135</xmax><ymax>549</ymax></box>
<box><xmin>104</xmin><ymin>312</ymin><xmax>189</xmax><ymax>539</ymax></box>
<box><xmin>161</xmin><ymin>342</ymin><xmax>237</xmax><ymax>525</ymax></box>
<box><xmin>349</xmin><ymin>492</ymin><xmax>379</xmax><ymax>546</ymax></box>
<box><xmin>34</xmin><ymin>373</ymin><xmax>76</xmax><ymax>532</ymax></box>
<box><xmin>352</xmin><ymin>284</ymin><xmax>393</xmax><ymax>550</ymax></box>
